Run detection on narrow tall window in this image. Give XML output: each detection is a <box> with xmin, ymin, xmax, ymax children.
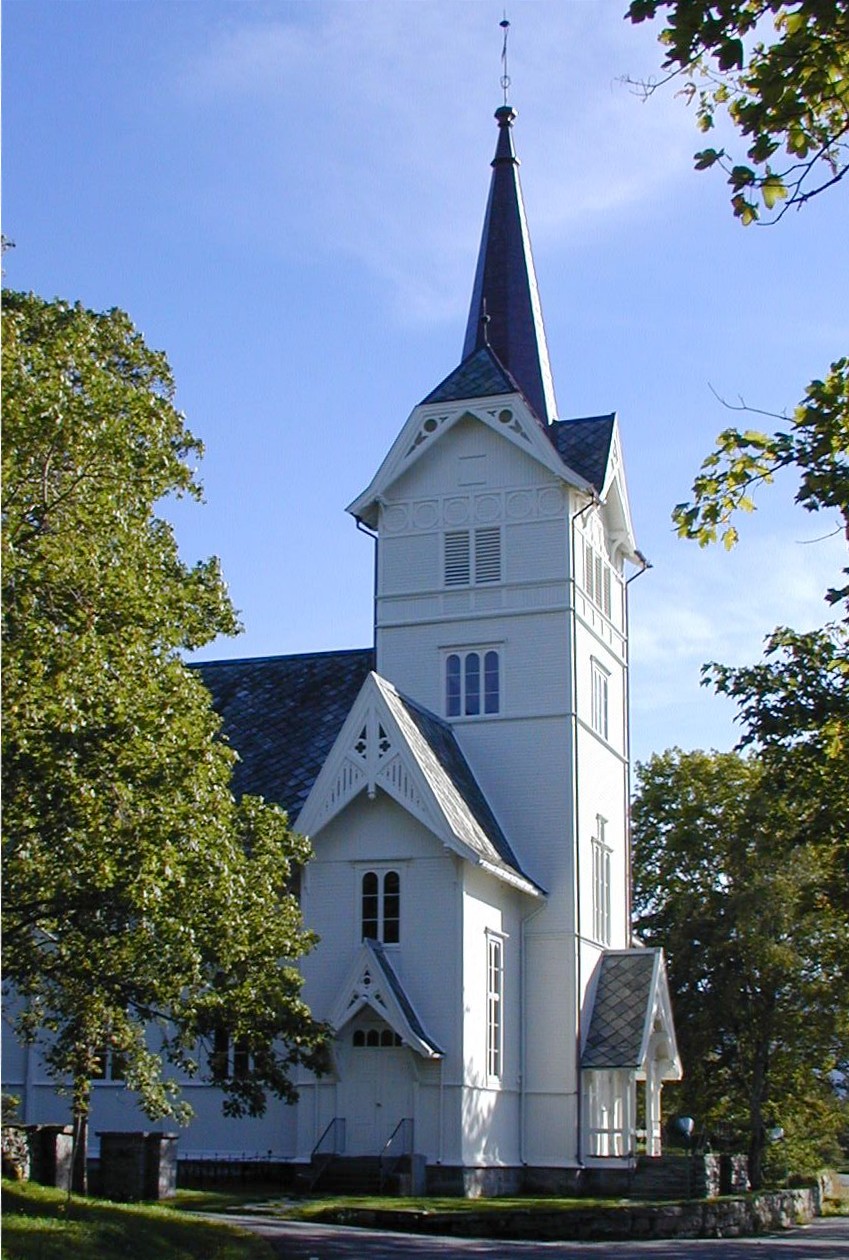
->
<box><xmin>486</xmin><ymin>935</ymin><xmax>504</xmax><ymax>1080</ymax></box>
<box><xmin>465</xmin><ymin>652</ymin><xmax>480</xmax><ymax>715</ymax></box>
<box><xmin>591</xmin><ymin>659</ymin><xmax>610</xmax><ymax>741</ymax></box>
<box><xmin>445</xmin><ymin>649</ymin><xmax>500</xmax><ymax>718</ymax></box>
<box><xmin>361</xmin><ymin>871</ymin><xmax>379</xmax><ymax>940</ymax></box>
<box><xmin>592</xmin><ymin>817</ymin><xmax>611</xmax><ymax>945</ymax></box>
<box><xmin>446</xmin><ymin>653</ymin><xmax>461</xmax><ymax>716</ymax></box>
<box><xmin>484</xmin><ymin>650</ymin><xmax>500</xmax><ymax>714</ymax></box>
<box><xmin>383</xmin><ymin>870</ymin><xmax>400</xmax><ymax>944</ymax></box>
<box><xmin>361</xmin><ymin>870</ymin><xmax>400</xmax><ymax>943</ymax></box>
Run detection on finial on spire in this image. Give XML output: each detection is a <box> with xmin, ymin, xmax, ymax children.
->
<box><xmin>499</xmin><ymin>15</ymin><xmax>511</xmax><ymax>105</ymax></box>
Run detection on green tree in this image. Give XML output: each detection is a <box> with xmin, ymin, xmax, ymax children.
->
<box><xmin>627</xmin><ymin>0</ymin><xmax>849</xmax><ymax>224</ymax></box>
<box><xmin>632</xmin><ymin>746</ymin><xmax>848</xmax><ymax>1186</ymax></box>
<box><xmin>2</xmin><ymin>291</ymin><xmax>328</xmax><ymax>1191</ymax></box>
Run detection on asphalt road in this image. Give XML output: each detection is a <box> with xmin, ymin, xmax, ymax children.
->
<box><xmin>225</xmin><ymin>1213</ymin><xmax>849</xmax><ymax>1260</ymax></box>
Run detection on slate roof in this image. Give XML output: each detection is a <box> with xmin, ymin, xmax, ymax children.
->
<box><xmin>194</xmin><ymin>648</ymin><xmax>374</xmax><ymax>819</ymax></box>
<box><xmin>549</xmin><ymin>415</ymin><xmax>616</xmax><ymax>493</ymax></box>
<box><xmin>421</xmin><ymin>345</ymin><xmax>520</xmax><ymax>407</ymax></box>
<box><xmin>375</xmin><ymin>675</ymin><xmax>543</xmax><ymax>896</ymax></box>
<box><xmin>368</xmin><ymin>941</ymin><xmax>444</xmax><ymax>1057</ymax></box>
<box><xmin>581</xmin><ymin>950</ymin><xmax>658</xmax><ymax>1069</ymax></box>
<box><xmin>462</xmin><ymin>105</ymin><xmax>558</xmax><ymax>426</ymax></box>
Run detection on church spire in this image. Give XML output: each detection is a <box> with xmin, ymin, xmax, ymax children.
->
<box><xmin>462</xmin><ymin>103</ymin><xmax>559</xmax><ymax>426</ymax></box>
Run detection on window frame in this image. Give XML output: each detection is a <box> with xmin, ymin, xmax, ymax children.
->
<box><xmin>360</xmin><ymin>868</ymin><xmax>401</xmax><ymax>945</ymax></box>
<box><xmin>208</xmin><ymin>1030</ymin><xmax>252</xmax><ymax>1083</ymax></box>
<box><xmin>591</xmin><ymin>815</ymin><xmax>612</xmax><ymax>946</ymax></box>
<box><xmin>91</xmin><ymin>1047</ymin><xmax>127</xmax><ymax>1083</ymax></box>
<box><xmin>486</xmin><ymin>931</ymin><xmax>505</xmax><ymax>1082</ymax></box>
<box><xmin>590</xmin><ymin>657</ymin><xmax>610</xmax><ymax>741</ymax></box>
<box><xmin>445</xmin><ymin>647</ymin><xmax>501</xmax><ymax>718</ymax></box>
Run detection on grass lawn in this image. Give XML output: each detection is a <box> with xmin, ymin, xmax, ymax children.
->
<box><xmin>272</xmin><ymin>1193</ymin><xmax>631</xmax><ymax>1220</ymax></box>
<box><xmin>1</xmin><ymin>1180</ymin><xmax>277</xmax><ymax>1260</ymax></box>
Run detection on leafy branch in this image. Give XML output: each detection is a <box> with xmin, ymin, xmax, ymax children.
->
<box><xmin>627</xmin><ymin>0</ymin><xmax>849</xmax><ymax>223</ymax></box>
<box><xmin>673</xmin><ymin>357</ymin><xmax>849</xmax><ymax>607</ymax></box>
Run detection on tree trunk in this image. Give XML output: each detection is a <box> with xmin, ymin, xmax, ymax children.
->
<box><xmin>747</xmin><ymin>1028</ymin><xmax>772</xmax><ymax>1191</ymax></box>
<box><xmin>71</xmin><ymin>1078</ymin><xmax>90</xmax><ymax>1195</ymax></box>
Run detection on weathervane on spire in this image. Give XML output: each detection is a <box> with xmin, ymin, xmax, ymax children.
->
<box><xmin>500</xmin><ymin>14</ymin><xmax>511</xmax><ymax>105</ymax></box>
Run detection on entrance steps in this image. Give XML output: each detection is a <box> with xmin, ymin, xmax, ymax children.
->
<box><xmin>298</xmin><ymin>1155</ymin><xmax>383</xmax><ymax>1196</ymax></box>
<box><xmin>630</xmin><ymin>1153</ymin><xmax>721</xmax><ymax>1200</ymax></box>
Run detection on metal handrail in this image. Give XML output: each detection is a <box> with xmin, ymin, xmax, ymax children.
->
<box><xmin>307</xmin><ymin>1117</ymin><xmax>346</xmax><ymax>1192</ymax></box>
<box><xmin>379</xmin><ymin>1117</ymin><xmax>413</xmax><ymax>1191</ymax></box>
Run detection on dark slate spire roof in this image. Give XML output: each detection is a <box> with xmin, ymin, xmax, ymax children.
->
<box><xmin>549</xmin><ymin>414</ymin><xmax>616</xmax><ymax>493</ymax></box>
<box><xmin>194</xmin><ymin>648</ymin><xmax>374</xmax><ymax>818</ymax></box>
<box><xmin>421</xmin><ymin>345</ymin><xmax>520</xmax><ymax>407</ymax></box>
<box><xmin>462</xmin><ymin>105</ymin><xmax>558</xmax><ymax>427</ymax></box>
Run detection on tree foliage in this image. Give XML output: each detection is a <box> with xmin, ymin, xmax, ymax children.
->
<box><xmin>627</xmin><ymin>0</ymin><xmax>849</xmax><ymax>223</ymax></box>
<box><xmin>633</xmin><ymin>745</ymin><xmax>849</xmax><ymax>1186</ymax></box>
<box><xmin>2</xmin><ymin>291</ymin><xmax>328</xmax><ymax>1184</ymax></box>
<box><xmin>672</xmin><ymin>357</ymin><xmax>849</xmax><ymax>607</ymax></box>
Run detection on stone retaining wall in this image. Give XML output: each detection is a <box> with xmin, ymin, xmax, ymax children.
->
<box><xmin>321</xmin><ymin>1185</ymin><xmax>825</xmax><ymax>1242</ymax></box>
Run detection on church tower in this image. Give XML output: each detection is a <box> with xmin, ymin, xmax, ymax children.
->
<box><xmin>341</xmin><ymin>99</ymin><xmax>680</xmax><ymax>1183</ymax></box>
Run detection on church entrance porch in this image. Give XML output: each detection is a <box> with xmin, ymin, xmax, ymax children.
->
<box><xmin>337</xmin><ymin>1021</ymin><xmax>414</xmax><ymax>1157</ymax></box>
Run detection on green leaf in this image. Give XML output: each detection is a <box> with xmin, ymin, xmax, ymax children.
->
<box><xmin>694</xmin><ymin>147</ymin><xmax>721</xmax><ymax>169</ymax></box>
<box><xmin>761</xmin><ymin>175</ymin><xmax>788</xmax><ymax>209</ymax></box>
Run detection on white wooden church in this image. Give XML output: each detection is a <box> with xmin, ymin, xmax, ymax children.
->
<box><xmin>5</xmin><ymin>98</ymin><xmax>680</xmax><ymax>1194</ymax></box>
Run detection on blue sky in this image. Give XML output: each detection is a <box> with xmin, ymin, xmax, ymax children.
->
<box><xmin>4</xmin><ymin>0</ymin><xmax>847</xmax><ymax>767</ymax></box>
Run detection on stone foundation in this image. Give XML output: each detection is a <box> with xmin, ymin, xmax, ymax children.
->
<box><xmin>425</xmin><ymin>1164</ymin><xmax>524</xmax><ymax>1197</ymax></box>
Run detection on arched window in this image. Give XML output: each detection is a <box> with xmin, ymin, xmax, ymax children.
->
<box><xmin>465</xmin><ymin>653</ymin><xmax>480</xmax><ymax>715</ymax></box>
<box><xmin>361</xmin><ymin>870</ymin><xmax>401</xmax><ymax>943</ymax></box>
<box><xmin>361</xmin><ymin>871</ymin><xmax>379</xmax><ymax>940</ymax></box>
<box><xmin>446</xmin><ymin>653</ymin><xmax>461</xmax><ymax>716</ymax></box>
<box><xmin>444</xmin><ymin>649</ymin><xmax>500</xmax><ymax>718</ymax></box>
<box><xmin>484</xmin><ymin>650</ymin><xmax>499</xmax><ymax>714</ymax></box>
<box><xmin>383</xmin><ymin>870</ymin><xmax>400</xmax><ymax>944</ymax></box>
<box><xmin>353</xmin><ymin>1028</ymin><xmax>403</xmax><ymax>1049</ymax></box>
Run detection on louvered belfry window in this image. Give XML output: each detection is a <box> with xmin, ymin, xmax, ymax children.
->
<box><xmin>474</xmin><ymin>527</ymin><xmax>501</xmax><ymax>583</ymax></box>
<box><xmin>444</xmin><ymin>528</ymin><xmax>501</xmax><ymax>587</ymax></box>
<box><xmin>445</xmin><ymin>531</ymin><xmax>471</xmax><ymax>585</ymax></box>
<box><xmin>584</xmin><ymin>538</ymin><xmax>612</xmax><ymax>619</ymax></box>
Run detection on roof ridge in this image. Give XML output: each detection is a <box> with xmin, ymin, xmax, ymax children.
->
<box><xmin>191</xmin><ymin>646</ymin><xmax>374</xmax><ymax>670</ymax></box>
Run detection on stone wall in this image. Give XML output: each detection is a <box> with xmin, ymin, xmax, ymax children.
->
<box><xmin>319</xmin><ymin>1184</ymin><xmax>825</xmax><ymax>1241</ymax></box>
<box><xmin>1</xmin><ymin>1126</ymin><xmax>30</xmax><ymax>1181</ymax></box>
